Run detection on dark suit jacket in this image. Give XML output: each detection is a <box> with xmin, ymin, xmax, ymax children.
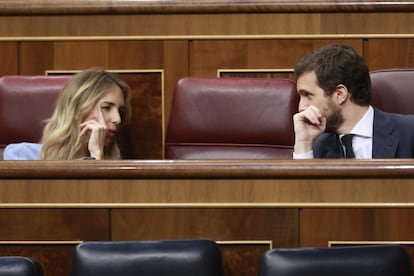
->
<box><xmin>313</xmin><ymin>108</ymin><xmax>414</xmax><ymax>158</ymax></box>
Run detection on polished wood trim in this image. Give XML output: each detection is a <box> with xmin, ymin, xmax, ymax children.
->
<box><xmin>1</xmin><ymin>159</ymin><xmax>413</xmax><ymax>179</ymax></box>
<box><xmin>1</xmin><ymin>160</ymin><xmax>414</xmax><ymax>207</ymax></box>
<box><xmin>217</xmin><ymin>68</ymin><xmax>294</xmax><ymax>77</ymax></box>
<box><xmin>0</xmin><ymin>241</ymin><xmax>82</xmax><ymax>244</ymax></box>
<box><xmin>0</xmin><ymin>0</ymin><xmax>413</xmax><ymax>15</ymax></box>
<box><xmin>217</xmin><ymin>240</ymin><xmax>273</xmax><ymax>250</ymax></box>
<box><xmin>1</xmin><ymin>34</ymin><xmax>414</xmax><ymax>41</ymax></box>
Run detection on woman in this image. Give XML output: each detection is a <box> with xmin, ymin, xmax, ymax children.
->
<box><xmin>4</xmin><ymin>68</ymin><xmax>131</xmax><ymax>160</ymax></box>
<box><xmin>41</xmin><ymin>68</ymin><xmax>131</xmax><ymax>160</ymax></box>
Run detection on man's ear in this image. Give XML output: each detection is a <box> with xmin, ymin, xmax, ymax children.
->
<box><xmin>334</xmin><ymin>84</ymin><xmax>349</xmax><ymax>105</ymax></box>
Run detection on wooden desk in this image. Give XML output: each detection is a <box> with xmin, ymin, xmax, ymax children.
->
<box><xmin>1</xmin><ymin>159</ymin><xmax>414</xmax><ymax>276</ymax></box>
<box><xmin>1</xmin><ymin>159</ymin><xmax>414</xmax><ymax>206</ymax></box>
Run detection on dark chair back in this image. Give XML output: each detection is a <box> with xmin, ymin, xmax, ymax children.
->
<box><xmin>0</xmin><ymin>256</ymin><xmax>43</xmax><ymax>276</ymax></box>
<box><xmin>70</xmin><ymin>239</ymin><xmax>223</xmax><ymax>276</ymax></box>
<box><xmin>165</xmin><ymin>77</ymin><xmax>299</xmax><ymax>159</ymax></box>
<box><xmin>259</xmin><ymin>245</ymin><xmax>412</xmax><ymax>276</ymax></box>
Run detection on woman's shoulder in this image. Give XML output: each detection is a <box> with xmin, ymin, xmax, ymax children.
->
<box><xmin>3</xmin><ymin>142</ymin><xmax>42</xmax><ymax>160</ymax></box>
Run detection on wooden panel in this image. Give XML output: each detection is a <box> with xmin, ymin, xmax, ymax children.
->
<box><xmin>111</xmin><ymin>208</ymin><xmax>297</xmax><ymax>276</ymax></box>
<box><xmin>321</xmin><ymin>13</ymin><xmax>414</xmax><ymax>34</ymax></box>
<box><xmin>163</xmin><ymin>40</ymin><xmax>189</xmax><ymax>124</ymax></box>
<box><xmin>19</xmin><ymin>42</ymin><xmax>54</xmax><ymax>75</ymax></box>
<box><xmin>2</xmin><ymin>0</ymin><xmax>414</xmax><ymax>15</ymax></box>
<box><xmin>219</xmin><ymin>242</ymin><xmax>271</xmax><ymax>276</ymax></box>
<box><xmin>366</xmin><ymin>39</ymin><xmax>414</xmax><ymax>70</ymax></box>
<box><xmin>190</xmin><ymin>39</ymin><xmax>363</xmax><ymax>77</ymax></box>
<box><xmin>2</xmin><ymin>160</ymin><xmax>414</xmax><ymax>205</ymax></box>
<box><xmin>116</xmin><ymin>72</ymin><xmax>163</xmax><ymax>159</ymax></box>
<box><xmin>219</xmin><ymin>70</ymin><xmax>294</xmax><ymax>79</ymax></box>
<box><xmin>0</xmin><ymin>42</ymin><xmax>18</xmax><ymax>75</ymax></box>
<box><xmin>111</xmin><ymin>208</ymin><xmax>298</xmax><ymax>246</ymax></box>
<box><xmin>0</xmin><ymin>209</ymin><xmax>109</xmax><ymax>240</ymax></box>
<box><xmin>300</xmin><ymin>208</ymin><xmax>414</xmax><ymax>247</ymax></box>
<box><xmin>0</xmin><ymin>14</ymin><xmax>320</xmax><ymax>36</ymax></box>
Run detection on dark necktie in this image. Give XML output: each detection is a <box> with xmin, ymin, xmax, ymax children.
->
<box><xmin>341</xmin><ymin>134</ymin><xmax>355</xmax><ymax>158</ymax></box>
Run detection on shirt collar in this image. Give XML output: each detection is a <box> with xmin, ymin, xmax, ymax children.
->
<box><xmin>349</xmin><ymin>105</ymin><xmax>373</xmax><ymax>138</ymax></box>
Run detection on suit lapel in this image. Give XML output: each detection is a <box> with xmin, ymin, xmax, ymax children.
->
<box><xmin>321</xmin><ymin>133</ymin><xmax>344</xmax><ymax>158</ymax></box>
<box><xmin>372</xmin><ymin>109</ymin><xmax>399</xmax><ymax>158</ymax></box>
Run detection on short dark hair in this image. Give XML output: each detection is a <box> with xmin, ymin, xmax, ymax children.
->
<box><xmin>294</xmin><ymin>44</ymin><xmax>371</xmax><ymax>106</ymax></box>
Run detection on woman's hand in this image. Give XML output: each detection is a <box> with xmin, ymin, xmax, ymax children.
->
<box><xmin>79</xmin><ymin>107</ymin><xmax>107</xmax><ymax>160</ymax></box>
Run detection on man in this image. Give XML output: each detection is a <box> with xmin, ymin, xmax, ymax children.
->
<box><xmin>293</xmin><ymin>43</ymin><xmax>414</xmax><ymax>159</ymax></box>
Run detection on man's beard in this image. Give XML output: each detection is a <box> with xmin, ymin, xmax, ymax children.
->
<box><xmin>325</xmin><ymin>104</ymin><xmax>344</xmax><ymax>133</ymax></box>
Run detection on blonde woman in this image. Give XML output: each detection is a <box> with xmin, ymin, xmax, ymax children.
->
<box><xmin>4</xmin><ymin>68</ymin><xmax>131</xmax><ymax>160</ymax></box>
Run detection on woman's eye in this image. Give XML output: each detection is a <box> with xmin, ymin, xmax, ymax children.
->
<box><xmin>101</xmin><ymin>105</ymin><xmax>111</xmax><ymax>111</ymax></box>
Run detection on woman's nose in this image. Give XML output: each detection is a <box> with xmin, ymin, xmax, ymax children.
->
<box><xmin>111</xmin><ymin>110</ymin><xmax>122</xmax><ymax>126</ymax></box>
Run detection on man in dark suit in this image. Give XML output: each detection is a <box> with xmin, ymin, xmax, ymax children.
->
<box><xmin>293</xmin><ymin>43</ymin><xmax>414</xmax><ymax>159</ymax></box>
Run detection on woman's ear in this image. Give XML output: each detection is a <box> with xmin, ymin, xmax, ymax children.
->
<box><xmin>334</xmin><ymin>84</ymin><xmax>350</xmax><ymax>105</ymax></box>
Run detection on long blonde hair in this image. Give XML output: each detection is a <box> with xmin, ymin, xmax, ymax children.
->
<box><xmin>41</xmin><ymin>68</ymin><xmax>131</xmax><ymax>160</ymax></box>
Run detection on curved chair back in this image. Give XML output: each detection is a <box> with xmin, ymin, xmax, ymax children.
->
<box><xmin>165</xmin><ymin>77</ymin><xmax>299</xmax><ymax>159</ymax></box>
<box><xmin>0</xmin><ymin>256</ymin><xmax>43</xmax><ymax>276</ymax></box>
<box><xmin>370</xmin><ymin>68</ymin><xmax>414</xmax><ymax>115</ymax></box>
<box><xmin>70</xmin><ymin>239</ymin><xmax>223</xmax><ymax>276</ymax></box>
<box><xmin>0</xmin><ymin>75</ymin><xmax>70</xmax><ymax>159</ymax></box>
<box><xmin>259</xmin><ymin>245</ymin><xmax>411</xmax><ymax>276</ymax></box>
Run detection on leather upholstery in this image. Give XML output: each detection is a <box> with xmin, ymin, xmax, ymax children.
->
<box><xmin>0</xmin><ymin>256</ymin><xmax>43</xmax><ymax>276</ymax></box>
<box><xmin>0</xmin><ymin>75</ymin><xmax>70</xmax><ymax>159</ymax></box>
<box><xmin>370</xmin><ymin>69</ymin><xmax>414</xmax><ymax>115</ymax></box>
<box><xmin>165</xmin><ymin>77</ymin><xmax>299</xmax><ymax>159</ymax></box>
<box><xmin>259</xmin><ymin>245</ymin><xmax>411</xmax><ymax>276</ymax></box>
<box><xmin>70</xmin><ymin>239</ymin><xmax>223</xmax><ymax>276</ymax></box>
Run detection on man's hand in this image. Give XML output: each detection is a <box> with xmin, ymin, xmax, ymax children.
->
<box><xmin>293</xmin><ymin>105</ymin><xmax>326</xmax><ymax>154</ymax></box>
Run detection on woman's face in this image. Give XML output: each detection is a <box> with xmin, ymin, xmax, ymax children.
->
<box><xmin>82</xmin><ymin>85</ymin><xmax>126</xmax><ymax>145</ymax></box>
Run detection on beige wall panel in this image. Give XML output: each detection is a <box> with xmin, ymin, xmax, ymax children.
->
<box><xmin>190</xmin><ymin>39</ymin><xmax>363</xmax><ymax>77</ymax></box>
<box><xmin>52</xmin><ymin>41</ymin><xmax>111</xmax><ymax>69</ymax></box>
<box><xmin>111</xmin><ymin>208</ymin><xmax>298</xmax><ymax>247</ymax></box>
<box><xmin>366</xmin><ymin>39</ymin><xmax>414</xmax><ymax>70</ymax></box>
<box><xmin>163</xmin><ymin>40</ymin><xmax>189</xmax><ymax>124</ymax></box>
<box><xmin>0</xmin><ymin>13</ymin><xmax>320</xmax><ymax>37</ymax></box>
<box><xmin>0</xmin><ymin>209</ymin><xmax>109</xmax><ymax>240</ymax></box>
<box><xmin>321</xmin><ymin>13</ymin><xmax>414</xmax><ymax>34</ymax></box>
<box><xmin>51</xmin><ymin>40</ymin><xmax>165</xmax><ymax>69</ymax></box>
<box><xmin>1</xmin><ymin>13</ymin><xmax>413</xmax><ymax>37</ymax></box>
<box><xmin>0</xmin><ymin>42</ymin><xmax>18</xmax><ymax>75</ymax></box>
<box><xmin>108</xmin><ymin>40</ymin><xmax>164</xmax><ymax>69</ymax></box>
<box><xmin>300</xmin><ymin>208</ymin><xmax>414</xmax><ymax>247</ymax></box>
<box><xmin>19</xmin><ymin>42</ymin><xmax>55</xmax><ymax>75</ymax></box>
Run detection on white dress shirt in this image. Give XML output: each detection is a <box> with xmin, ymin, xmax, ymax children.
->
<box><xmin>294</xmin><ymin>106</ymin><xmax>374</xmax><ymax>159</ymax></box>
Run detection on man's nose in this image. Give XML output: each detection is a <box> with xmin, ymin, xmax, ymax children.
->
<box><xmin>298</xmin><ymin>98</ymin><xmax>307</xmax><ymax>112</ymax></box>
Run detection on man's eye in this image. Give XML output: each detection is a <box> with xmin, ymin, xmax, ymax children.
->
<box><xmin>304</xmin><ymin>92</ymin><xmax>312</xmax><ymax>98</ymax></box>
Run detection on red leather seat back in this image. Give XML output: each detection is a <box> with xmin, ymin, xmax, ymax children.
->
<box><xmin>165</xmin><ymin>77</ymin><xmax>299</xmax><ymax>159</ymax></box>
<box><xmin>0</xmin><ymin>75</ymin><xmax>70</xmax><ymax>159</ymax></box>
<box><xmin>370</xmin><ymin>69</ymin><xmax>414</xmax><ymax>115</ymax></box>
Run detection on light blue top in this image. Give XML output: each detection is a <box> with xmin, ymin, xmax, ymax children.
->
<box><xmin>3</xmin><ymin>143</ymin><xmax>42</xmax><ymax>160</ymax></box>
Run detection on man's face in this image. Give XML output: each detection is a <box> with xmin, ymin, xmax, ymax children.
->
<box><xmin>297</xmin><ymin>71</ymin><xmax>343</xmax><ymax>132</ymax></box>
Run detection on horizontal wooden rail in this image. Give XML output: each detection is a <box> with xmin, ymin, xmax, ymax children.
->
<box><xmin>1</xmin><ymin>160</ymin><xmax>414</xmax><ymax>206</ymax></box>
<box><xmin>1</xmin><ymin>159</ymin><xmax>414</xmax><ymax>179</ymax></box>
<box><xmin>0</xmin><ymin>0</ymin><xmax>413</xmax><ymax>15</ymax></box>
